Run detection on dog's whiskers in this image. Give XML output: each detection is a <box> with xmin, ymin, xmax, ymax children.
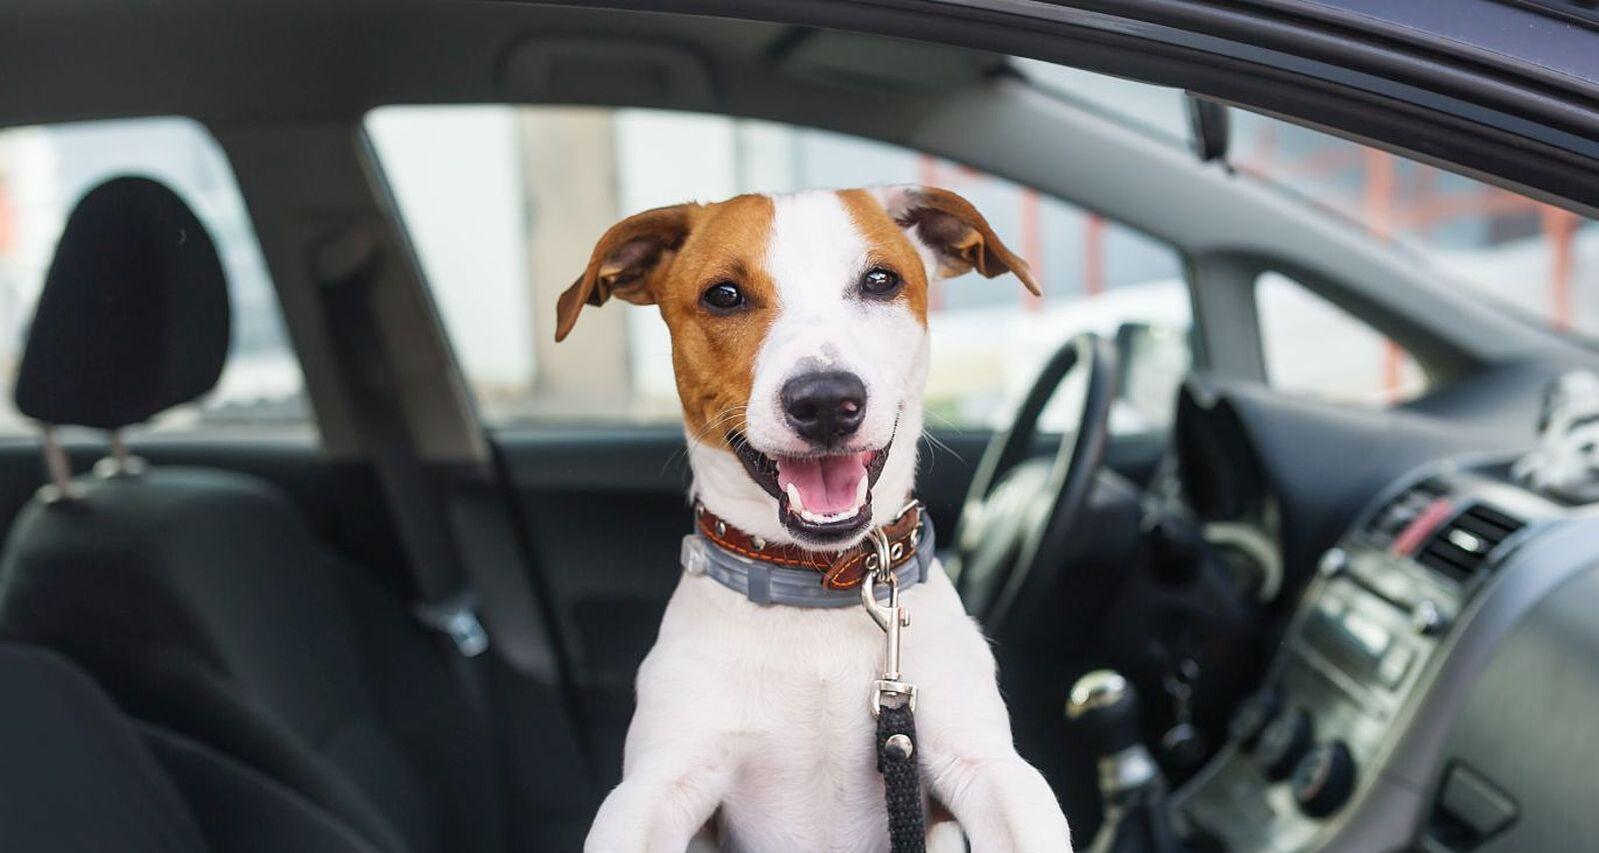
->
<box><xmin>694</xmin><ymin>404</ymin><xmax>749</xmax><ymax>443</ymax></box>
<box><xmin>921</xmin><ymin>411</ymin><xmax>967</xmax><ymax>467</ymax></box>
<box><xmin>922</xmin><ymin>430</ymin><xmax>963</xmax><ymax>464</ymax></box>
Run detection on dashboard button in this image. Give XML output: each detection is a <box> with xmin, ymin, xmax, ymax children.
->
<box><xmin>1378</xmin><ymin>645</ymin><xmax>1414</xmax><ymax>687</ymax></box>
<box><xmin>1256</xmin><ymin>707</ymin><xmax>1313</xmax><ymax>781</ymax></box>
<box><xmin>1293</xmin><ymin>741</ymin><xmax>1356</xmax><ymax>817</ymax></box>
<box><xmin>1228</xmin><ymin>686</ymin><xmax>1282</xmax><ymax>749</ymax></box>
<box><xmin>1340</xmin><ymin>610</ymin><xmax>1391</xmax><ymax>658</ymax></box>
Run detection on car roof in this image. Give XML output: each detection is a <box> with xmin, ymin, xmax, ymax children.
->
<box><xmin>0</xmin><ymin>1</ymin><xmax>804</xmax><ymax>127</ymax></box>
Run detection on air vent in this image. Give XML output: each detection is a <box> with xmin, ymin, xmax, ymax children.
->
<box><xmin>1367</xmin><ymin>477</ymin><xmax>1450</xmax><ymax>547</ymax></box>
<box><xmin>1416</xmin><ymin>504</ymin><xmax>1526</xmax><ymax>582</ymax></box>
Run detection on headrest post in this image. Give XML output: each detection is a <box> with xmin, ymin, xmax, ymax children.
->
<box><xmin>37</xmin><ymin>426</ymin><xmax>84</xmax><ymax>504</ymax></box>
<box><xmin>94</xmin><ymin>429</ymin><xmax>147</xmax><ymax>479</ymax></box>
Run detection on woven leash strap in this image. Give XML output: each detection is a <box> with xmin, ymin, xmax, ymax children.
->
<box><xmin>876</xmin><ymin>704</ymin><xmax>926</xmax><ymax>853</ymax></box>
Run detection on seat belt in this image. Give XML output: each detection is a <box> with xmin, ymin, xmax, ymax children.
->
<box><xmin>311</xmin><ymin>228</ymin><xmax>490</xmax><ymax>699</ymax></box>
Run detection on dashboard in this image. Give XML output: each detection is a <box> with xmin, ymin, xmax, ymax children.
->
<box><xmin>1172</xmin><ymin>450</ymin><xmax>1599</xmax><ymax>852</ymax></box>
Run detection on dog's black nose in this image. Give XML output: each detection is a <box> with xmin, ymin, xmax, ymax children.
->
<box><xmin>782</xmin><ymin>371</ymin><xmax>867</xmax><ymax>444</ymax></box>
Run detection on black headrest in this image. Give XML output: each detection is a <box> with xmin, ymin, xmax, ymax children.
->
<box><xmin>14</xmin><ymin>177</ymin><xmax>230</xmax><ymax>430</ymax></box>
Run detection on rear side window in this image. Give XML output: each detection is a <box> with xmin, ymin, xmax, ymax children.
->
<box><xmin>0</xmin><ymin>117</ymin><xmax>308</xmax><ymax>437</ymax></box>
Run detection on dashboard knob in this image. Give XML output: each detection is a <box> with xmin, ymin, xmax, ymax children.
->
<box><xmin>1256</xmin><ymin>707</ymin><xmax>1313</xmax><ymax>781</ymax></box>
<box><xmin>1412</xmin><ymin>599</ymin><xmax>1448</xmax><ymax>635</ymax></box>
<box><xmin>1293</xmin><ymin>740</ymin><xmax>1356</xmax><ymax>817</ymax></box>
<box><xmin>1228</xmin><ymin>686</ymin><xmax>1282</xmax><ymax>749</ymax></box>
<box><xmin>1067</xmin><ymin>670</ymin><xmax>1141</xmax><ymax>755</ymax></box>
<box><xmin>1318</xmin><ymin>547</ymin><xmax>1348</xmax><ymax>577</ymax></box>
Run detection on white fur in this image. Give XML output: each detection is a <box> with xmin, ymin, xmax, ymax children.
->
<box><xmin>586</xmin><ymin>190</ymin><xmax>1072</xmax><ymax>852</ymax></box>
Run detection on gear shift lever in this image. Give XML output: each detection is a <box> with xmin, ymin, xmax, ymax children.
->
<box><xmin>1069</xmin><ymin>671</ymin><xmax>1182</xmax><ymax>853</ymax></box>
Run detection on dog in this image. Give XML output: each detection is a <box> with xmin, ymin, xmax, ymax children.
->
<box><xmin>557</xmin><ymin>187</ymin><xmax>1072</xmax><ymax>853</ymax></box>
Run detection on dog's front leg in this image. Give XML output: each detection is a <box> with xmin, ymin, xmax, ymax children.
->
<box><xmin>584</xmin><ymin>759</ymin><xmax>729</xmax><ymax>853</ymax></box>
<box><xmin>911</xmin><ymin>589</ymin><xmax>1073</xmax><ymax>853</ymax></box>
<box><xmin>924</xmin><ymin>753</ymin><xmax>1072</xmax><ymax>853</ymax></box>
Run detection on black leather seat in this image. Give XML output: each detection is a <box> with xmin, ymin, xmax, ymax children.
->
<box><xmin>0</xmin><ymin>643</ymin><xmax>209</xmax><ymax>853</ymax></box>
<box><xmin>0</xmin><ymin>177</ymin><xmax>504</xmax><ymax>853</ymax></box>
<box><xmin>0</xmin><ymin>643</ymin><xmax>392</xmax><ymax>853</ymax></box>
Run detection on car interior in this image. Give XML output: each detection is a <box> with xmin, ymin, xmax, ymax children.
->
<box><xmin>2</xmin><ymin>1</ymin><xmax>1598</xmax><ymax>852</ymax></box>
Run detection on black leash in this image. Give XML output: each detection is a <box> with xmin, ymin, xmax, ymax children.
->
<box><xmin>877</xmin><ymin>704</ymin><xmax>926</xmax><ymax>853</ymax></box>
<box><xmin>862</xmin><ymin>529</ymin><xmax>926</xmax><ymax>853</ymax></box>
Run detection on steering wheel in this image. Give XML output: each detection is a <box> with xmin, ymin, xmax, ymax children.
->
<box><xmin>950</xmin><ymin>332</ymin><xmax>1118</xmax><ymax>628</ymax></box>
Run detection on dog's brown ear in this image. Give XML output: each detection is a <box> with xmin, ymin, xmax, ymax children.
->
<box><xmin>555</xmin><ymin>203</ymin><xmax>700</xmax><ymax>342</ymax></box>
<box><xmin>874</xmin><ymin>186</ymin><xmax>1040</xmax><ymax>295</ymax></box>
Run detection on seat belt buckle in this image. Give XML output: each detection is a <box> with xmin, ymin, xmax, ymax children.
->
<box><xmin>415</xmin><ymin>592</ymin><xmax>490</xmax><ymax>658</ymax></box>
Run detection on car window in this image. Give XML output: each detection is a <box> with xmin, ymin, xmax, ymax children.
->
<box><xmin>1226</xmin><ymin>110</ymin><xmax>1598</xmax><ymax>344</ymax></box>
<box><xmin>364</xmin><ymin>105</ymin><xmax>1188</xmax><ymax>433</ymax></box>
<box><xmin>1016</xmin><ymin>59</ymin><xmax>1599</xmax><ymax>372</ymax></box>
<box><xmin>0</xmin><ymin>117</ymin><xmax>309</xmax><ymax>438</ymax></box>
<box><xmin>1257</xmin><ymin>272</ymin><xmax>1425</xmax><ymax>404</ymax></box>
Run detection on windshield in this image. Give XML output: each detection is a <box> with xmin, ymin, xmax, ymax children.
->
<box><xmin>1017</xmin><ymin>59</ymin><xmax>1599</xmax><ymax>345</ymax></box>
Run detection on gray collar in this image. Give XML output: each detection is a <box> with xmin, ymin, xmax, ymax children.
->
<box><xmin>680</xmin><ymin>514</ymin><xmax>936</xmax><ymax>607</ymax></box>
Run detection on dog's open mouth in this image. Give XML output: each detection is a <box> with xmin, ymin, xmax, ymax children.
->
<box><xmin>730</xmin><ymin>432</ymin><xmax>892</xmax><ymax>542</ymax></box>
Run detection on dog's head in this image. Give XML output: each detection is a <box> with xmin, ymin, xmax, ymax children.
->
<box><xmin>556</xmin><ymin>187</ymin><xmax>1037</xmax><ymax>548</ymax></box>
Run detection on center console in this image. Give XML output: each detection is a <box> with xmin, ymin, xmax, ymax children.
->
<box><xmin>1171</xmin><ymin>459</ymin><xmax>1556</xmax><ymax>852</ymax></box>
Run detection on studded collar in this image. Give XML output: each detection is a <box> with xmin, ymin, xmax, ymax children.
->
<box><xmin>683</xmin><ymin>501</ymin><xmax>933</xmax><ymax>607</ymax></box>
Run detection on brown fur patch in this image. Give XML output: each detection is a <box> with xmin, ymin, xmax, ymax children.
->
<box><xmin>894</xmin><ymin>187</ymin><xmax>1040</xmax><ymax>295</ymax></box>
<box><xmin>838</xmin><ymin>189</ymin><xmax>930</xmax><ymax>326</ymax></box>
<box><xmin>651</xmin><ymin>194</ymin><xmax>777</xmax><ymax>445</ymax></box>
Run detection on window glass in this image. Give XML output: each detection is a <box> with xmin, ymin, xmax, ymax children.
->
<box><xmin>1014</xmin><ymin>59</ymin><xmax>1190</xmax><ymax>145</ymax></box>
<box><xmin>1228</xmin><ymin>110</ymin><xmax>1599</xmax><ymax>341</ymax></box>
<box><xmin>0</xmin><ymin>117</ymin><xmax>308</xmax><ymax>436</ymax></box>
<box><xmin>365</xmin><ymin>105</ymin><xmax>1188</xmax><ymax>432</ymax></box>
<box><xmin>1015</xmin><ymin>60</ymin><xmax>1598</xmax><ymax>352</ymax></box>
<box><xmin>1257</xmin><ymin>272</ymin><xmax>1426</xmax><ymax>404</ymax></box>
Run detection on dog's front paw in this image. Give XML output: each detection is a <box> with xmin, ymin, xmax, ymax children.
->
<box><xmin>584</xmin><ymin>784</ymin><xmax>660</xmax><ymax>853</ymax></box>
<box><xmin>585</xmin><ymin>776</ymin><xmax>722</xmax><ymax>853</ymax></box>
<box><xmin>935</xmin><ymin>757</ymin><xmax>1073</xmax><ymax>853</ymax></box>
<box><xmin>972</xmin><ymin>815</ymin><xmax>1072</xmax><ymax>853</ymax></box>
<box><xmin>583</xmin><ymin>817</ymin><xmax>646</xmax><ymax>853</ymax></box>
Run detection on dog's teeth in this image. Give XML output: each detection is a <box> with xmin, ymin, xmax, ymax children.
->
<box><xmin>855</xmin><ymin>476</ymin><xmax>869</xmax><ymax>508</ymax></box>
<box><xmin>786</xmin><ymin>483</ymin><xmax>806</xmax><ymax>514</ymax></box>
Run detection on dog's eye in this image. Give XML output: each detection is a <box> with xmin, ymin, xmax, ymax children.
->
<box><xmin>701</xmin><ymin>281</ymin><xmax>746</xmax><ymax>312</ymax></box>
<box><xmin>859</xmin><ymin>267</ymin><xmax>902</xmax><ymax>298</ymax></box>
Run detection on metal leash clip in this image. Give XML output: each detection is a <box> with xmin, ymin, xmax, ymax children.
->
<box><xmin>862</xmin><ymin>527</ymin><xmax>916</xmax><ymax>717</ymax></box>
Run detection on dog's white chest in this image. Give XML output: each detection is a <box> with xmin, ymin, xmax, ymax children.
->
<box><xmin>596</xmin><ymin>560</ymin><xmax>1071</xmax><ymax>853</ymax></box>
<box><xmin>632</xmin><ymin>568</ymin><xmax>970</xmax><ymax>853</ymax></box>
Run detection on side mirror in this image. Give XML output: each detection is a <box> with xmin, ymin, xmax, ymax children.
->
<box><xmin>1116</xmin><ymin>322</ymin><xmax>1190</xmax><ymax>430</ymax></box>
<box><xmin>1184</xmin><ymin>94</ymin><xmax>1230</xmax><ymax>164</ymax></box>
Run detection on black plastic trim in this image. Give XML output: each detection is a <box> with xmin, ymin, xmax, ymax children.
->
<box><xmin>511</xmin><ymin>0</ymin><xmax>1599</xmax><ymax>213</ymax></box>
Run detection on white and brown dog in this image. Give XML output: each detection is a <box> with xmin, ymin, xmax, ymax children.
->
<box><xmin>557</xmin><ymin>187</ymin><xmax>1071</xmax><ymax>853</ymax></box>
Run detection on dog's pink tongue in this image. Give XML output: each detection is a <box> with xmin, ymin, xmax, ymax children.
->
<box><xmin>776</xmin><ymin>452</ymin><xmax>871</xmax><ymax>515</ymax></box>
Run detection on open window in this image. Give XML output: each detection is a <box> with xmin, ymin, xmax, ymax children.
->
<box><xmin>363</xmin><ymin>105</ymin><xmax>1189</xmax><ymax>433</ymax></box>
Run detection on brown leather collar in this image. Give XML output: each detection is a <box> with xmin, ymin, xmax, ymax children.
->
<box><xmin>695</xmin><ymin>500</ymin><xmax>924</xmax><ymax>590</ymax></box>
